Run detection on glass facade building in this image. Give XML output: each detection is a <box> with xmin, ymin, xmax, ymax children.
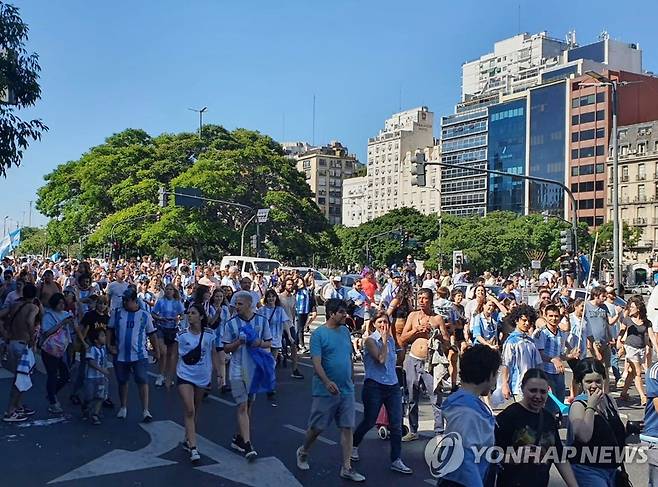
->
<box><xmin>487</xmin><ymin>99</ymin><xmax>527</xmax><ymax>213</ymax></box>
<box><xmin>528</xmin><ymin>82</ymin><xmax>567</xmax><ymax>214</ymax></box>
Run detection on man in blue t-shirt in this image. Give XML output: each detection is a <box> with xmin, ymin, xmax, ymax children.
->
<box><xmin>295</xmin><ymin>298</ymin><xmax>365</xmax><ymax>483</ymax></box>
<box><xmin>643</xmin><ymin>361</ymin><xmax>658</xmax><ymax>484</ymax></box>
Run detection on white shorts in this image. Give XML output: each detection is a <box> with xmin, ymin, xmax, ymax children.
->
<box><xmin>625</xmin><ymin>344</ymin><xmax>646</xmax><ymax>364</ymax></box>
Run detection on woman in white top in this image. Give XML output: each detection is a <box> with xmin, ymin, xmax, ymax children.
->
<box><xmin>260</xmin><ymin>289</ymin><xmax>291</xmax><ymax>406</ymax></box>
<box><xmin>175</xmin><ymin>303</ymin><xmax>217</xmax><ymax>463</ymax></box>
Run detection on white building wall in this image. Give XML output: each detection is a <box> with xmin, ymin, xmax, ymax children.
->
<box><xmin>365</xmin><ymin>107</ymin><xmax>435</xmax><ymax>221</ymax></box>
<box><xmin>342</xmin><ymin>176</ymin><xmax>368</xmax><ymax>227</ymax></box>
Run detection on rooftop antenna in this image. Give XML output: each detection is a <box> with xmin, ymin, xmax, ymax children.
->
<box><xmin>517</xmin><ymin>4</ymin><xmax>521</xmax><ymax>34</ymax></box>
<box><xmin>312</xmin><ymin>94</ymin><xmax>316</xmax><ymax>146</ymax></box>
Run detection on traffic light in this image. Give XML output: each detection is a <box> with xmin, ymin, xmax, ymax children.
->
<box><xmin>250</xmin><ymin>234</ymin><xmax>258</xmax><ymax>248</ymax></box>
<box><xmin>158</xmin><ymin>187</ymin><xmax>169</xmax><ymax>207</ymax></box>
<box><xmin>560</xmin><ymin>229</ymin><xmax>574</xmax><ymax>253</ymax></box>
<box><xmin>455</xmin><ymin>254</ymin><xmax>463</xmax><ymax>266</ymax></box>
<box><xmin>410</xmin><ymin>152</ymin><xmax>426</xmax><ymax>187</ymax></box>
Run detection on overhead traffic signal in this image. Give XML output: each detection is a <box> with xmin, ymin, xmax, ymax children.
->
<box><xmin>560</xmin><ymin>229</ymin><xmax>574</xmax><ymax>253</ymax></box>
<box><xmin>410</xmin><ymin>152</ymin><xmax>426</xmax><ymax>187</ymax></box>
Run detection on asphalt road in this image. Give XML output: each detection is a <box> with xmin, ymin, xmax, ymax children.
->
<box><xmin>0</xmin><ymin>307</ymin><xmax>653</xmax><ymax>486</ymax></box>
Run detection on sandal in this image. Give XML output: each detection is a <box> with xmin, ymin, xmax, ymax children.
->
<box><xmin>91</xmin><ymin>414</ymin><xmax>101</xmax><ymax>425</ymax></box>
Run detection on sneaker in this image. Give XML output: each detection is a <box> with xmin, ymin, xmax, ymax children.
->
<box><xmin>91</xmin><ymin>414</ymin><xmax>102</xmax><ymax>425</ymax></box>
<box><xmin>155</xmin><ymin>375</ymin><xmax>165</xmax><ymax>387</ymax></box>
<box><xmin>243</xmin><ymin>441</ymin><xmax>258</xmax><ymax>461</ymax></box>
<box><xmin>181</xmin><ymin>440</ymin><xmax>192</xmax><ymax>452</ymax></box>
<box><xmin>142</xmin><ymin>410</ymin><xmax>153</xmax><ymax>423</ymax></box>
<box><xmin>231</xmin><ymin>434</ymin><xmax>246</xmax><ymax>453</ymax></box>
<box><xmin>16</xmin><ymin>406</ymin><xmax>35</xmax><ymax>416</ymax></box>
<box><xmin>350</xmin><ymin>447</ymin><xmax>360</xmax><ymax>462</ymax></box>
<box><xmin>291</xmin><ymin>369</ymin><xmax>304</xmax><ymax>380</ymax></box>
<box><xmin>48</xmin><ymin>403</ymin><xmax>64</xmax><ymax>414</ymax></box>
<box><xmin>296</xmin><ymin>446</ymin><xmax>310</xmax><ymax>470</ymax></box>
<box><xmin>3</xmin><ymin>411</ymin><xmax>28</xmax><ymax>423</ymax></box>
<box><xmin>116</xmin><ymin>407</ymin><xmax>127</xmax><ymax>419</ymax></box>
<box><xmin>268</xmin><ymin>394</ymin><xmax>278</xmax><ymax>407</ymax></box>
<box><xmin>190</xmin><ymin>447</ymin><xmax>201</xmax><ymax>462</ymax></box>
<box><xmin>401</xmin><ymin>432</ymin><xmax>418</xmax><ymax>442</ymax></box>
<box><xmin>339</xmin><ymin>467</ymin><xmax>366</xmax><ymax>482</ymax></box>
<box><xmin>390</xmin><ymin>458</ymin><xmax>413</xmax><ymax>474</ymax></box>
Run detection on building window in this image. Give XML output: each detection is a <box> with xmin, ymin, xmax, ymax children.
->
<box><xmin>639</xmin><ymin>143</ymin><xmax>647</xmax><ymax>154</ymax></box>
<box><xmin>319</xmin><ymin>159</ymin><xmax>327</xmax><ymax>166</ymax></box>
<box><xmin>639</xmin><ymin>164</ymin><xmax>646</xmax><ymax>180</ymax></box>
<box><xmin>622</xmin><ymin>166</ymin><xmax>629</xmax><ymax>181</ymax></box>
<box><xmin>317</xmin><ymin>197</ymin><xmax>326</xmax><ymax>205</ymax></box>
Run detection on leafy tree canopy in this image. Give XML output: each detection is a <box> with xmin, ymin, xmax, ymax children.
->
<box><xmin>336</xmin><ymin>209</ymin><xmax>595</xmax><ymax>275</ymax></box>
<box><xmin>0</xmin><ymin>2</ymin><xmax>47</xmax><ymax>176</ymax></box>
<box><xmin>36</xmin><ymin>125</ymin><xmax>333</xmax><ymax>263</ymax></box>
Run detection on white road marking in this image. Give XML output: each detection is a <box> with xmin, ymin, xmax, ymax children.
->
<box><xmin>424</xmin><ymin>478</ymin><xmax>435</xmax><ymax>485</ymax></box>
<box><xmin>49</xmin><ymin>420</ymin><xmax>302</xmax><ymax>486</ymax></box>
<box><xmin>283</xmin><ymin>424</ymin><xmax>337</xmax><ymax>445</ymax></box>
<box><xmin>17</xmin><ymin>417</ymin><xmax>69</xmax><ymax>428</ymax></box>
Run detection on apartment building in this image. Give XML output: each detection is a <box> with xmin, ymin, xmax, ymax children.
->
<box><xmin>342</xmin><ymin>176</ymin><xmax>367</xmax><ymax>227</ymax></box>
<box><xmin>295</xmin><ymin>141</ymin><xmax>361</xmax><ymax>225</ymax></box>
<box><xmin>608</xmin><ymin>121</ymin><xmax>658</xmax><ymax>261</ymax></box>
<box><xmin>364</xmin><ymin>107</ymin><xmax>436</xmax><ymax>221</ymax></box>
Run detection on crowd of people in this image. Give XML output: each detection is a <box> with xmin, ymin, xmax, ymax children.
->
<box><xmin>0</xmin><ymin>254</ymin><xmax>656</xmax><ymax>485</ymax></box>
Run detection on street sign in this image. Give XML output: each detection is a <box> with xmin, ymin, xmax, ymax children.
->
<box><xmin>257</xmin><ymin>208</ymin><xmax>270</xmax><ymax>223</ymax></box>
<box><xmin>531</xmin><ymin>260</ymin><xmax>541</xmax><ymax>270</ymax></box>
<box><xmin>174</xmin><ymin>187</ymin><xmax>203</xmax><ymax>208</ymax></box>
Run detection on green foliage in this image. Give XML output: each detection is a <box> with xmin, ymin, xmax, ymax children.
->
<box><xmin>0</xmin><ymin>2</ymin><xmax>47</xmax><ymax>176</ymax></box>
<box><xmin>337</xmin><ymin>209</ymin><xmax>588</xmax><ymax>274</ymax></box>
<box><xmin>36</xmin><ymin>126</ymin><xmax>332</xmax><ymax>262</ymax></box>
<box><xmin>596</xmin><ymin>221</ymin><xmax>642</xmax><ymax>250</ymax></box>
<box><xmin>15</xmin><ymin>226</ymin><xmax>47</xmax><ymax>255</ymax></box>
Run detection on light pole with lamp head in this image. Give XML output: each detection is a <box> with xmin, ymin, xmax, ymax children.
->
<box><xmin>583</xmin><ymin>71</ymin><xmax>643</xmax><ymax>294</ymax></box>
<box><xmin>188</xmin><ymin>106</ymin><xmax>208</xmax><ymax>140</ymax></box>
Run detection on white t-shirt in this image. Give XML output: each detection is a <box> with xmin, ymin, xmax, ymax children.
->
<box><xmin>176</xmin><ymin>328</ymin><xmax>215</xmax><ymax>387</ymax></box>
<box><xmin>421</xmin><ymin>279</ymin><xmax>438</xmax><ymax>292</ymax></box>
<box><xmin>106</xmin><ymin>281</ymin><xmax>129</xmax><ymax>311</ymax></box>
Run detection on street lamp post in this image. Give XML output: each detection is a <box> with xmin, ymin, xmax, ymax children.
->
<box><xmin>240</xmin><ymin>214</ymin><xmax>257</xmax><ymax>256</ymax></box>
<box><xmin>583</xmin><ymin>71</ymin><xmax>642</xmax><ymax>294</ymax></box>
<box><xmin>2</xmin><ymin>215</ymin><xmax>8</xmax><ymax>237</ymax></box>
<box><xmin>188</xmin><ymin>107</ymin><xmax>208</xmax><ymax>140</ymax></box>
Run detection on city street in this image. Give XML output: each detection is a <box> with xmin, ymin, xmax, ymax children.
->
<box><xmin>0</xmin><ymin>310</ymin><xmax>651</xmax><ymax>486</ymax></box>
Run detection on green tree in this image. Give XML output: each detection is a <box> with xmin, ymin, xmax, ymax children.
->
<box><xmin>0</xmin><ymin>2</ymin><xmax>47</xmax><ymax>176</ymax></box>
<box><xmin>15</xmin><ymin>226</ymin><xmax>47</xmax><ymax>255</ymax></box>
<box><xmin>37</xmin><ymin>126</ymin><xmax>333</xmax><ymax>262</ymax></box>
<box><xmin>596</xmin><ymin>221</ymin><xmax>642</xmax><ymax>250</ymax></box>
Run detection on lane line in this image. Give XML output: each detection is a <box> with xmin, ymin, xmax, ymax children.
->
<box><xmin>283</xmin><ymin>424</ymin><xmax>337</xmax><ymax>445</ymax></box>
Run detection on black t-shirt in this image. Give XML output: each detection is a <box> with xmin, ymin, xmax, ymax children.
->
<box><xmin>495</xmin><ymin>402</ymin><xmax>563</xmax><ymax>487</ymax></box>
<box><xmin>81</xmin><ymin>310</ymin><xmax>109</xmax><ymax>336</ymax></box>
<box><xmin>622</xmin><ymin>316</ymin><xmax>648</xmax><ymax>349</ymax></box>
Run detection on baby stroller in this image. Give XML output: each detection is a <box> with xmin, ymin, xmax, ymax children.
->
<box><xmin>376</xmin><ymin>366</ymin><xmax>410</xmax><ymax>440</ymax></box>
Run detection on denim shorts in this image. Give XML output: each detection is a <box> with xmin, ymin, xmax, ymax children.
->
<box><xmin>114</xmin><ymin>359</ymin><xmax>149</xmax><ymax>385</ymax></box>
<box><xmin>157</xmin><ymin>327</ymin><xmax>178</xmax><ymax>346</ymax></box>
<box><xmin>308</xmin><ymin>394</ymin><xmax>355</xmax><ymax>431</ymax></box>
<box><xmin>85</xmin><ymin>377</ymin><xmax>109</xmax><ymax>401</ymax></box>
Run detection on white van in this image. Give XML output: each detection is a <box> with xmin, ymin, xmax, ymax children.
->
<box><xmin>219</xmin><ymin>256</ymin><xmax>282</xmax><ymax>278</ymax></box>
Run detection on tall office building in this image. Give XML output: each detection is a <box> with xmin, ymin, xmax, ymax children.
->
<box><xmin>442</xmin><ymin>31</ymin><xmax>651</xmax><ymax>219</ymax></box>
<box><xmin>363</xmin><ymin>107</ymin><xmax>437</xmax><ymax>220</ymax></box>
<box><xmin>295</xmin><ymin>141</ymin><xmax>361</xmax><ymax>225</ymax></box>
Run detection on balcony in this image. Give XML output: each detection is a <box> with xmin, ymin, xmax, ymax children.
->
<box><xmin>637</xmin><ymin>174</ymin><xmax>647</xmax><ymax>181</ymax></box>
<box><xmin>634</xmin><ymin>195</ymin><xmax>648</xmax><ymax>203</ymax></box>
<box><xmin>621</xmin><ymin>175</ymin><xmax>629</xmax><ymax>182</ymax></box>
<box><xmin>633</xmin><ymin>218</ymin><xmax>648</xmax><ymax>226</ymax></box>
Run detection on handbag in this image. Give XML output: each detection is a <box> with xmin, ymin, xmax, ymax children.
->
<box><xmin>182</xmin><ymin>331</ymin><xmax>204</xmax><ymax>365</ymax></box>
<box><xmin>39</xmin><ymin>312</ymin><xmax>71</xmax><ymax>358</ymax></box>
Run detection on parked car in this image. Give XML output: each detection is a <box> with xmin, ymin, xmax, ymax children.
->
<box><xmin>631</xmin><ymin>284</ymin><xmax>653</xmax><ymax>296</ymax></box>
<box><xmin>219</xmin><ymin>256</ymin><xmax>281</xmax><ymax>278</ymax></box>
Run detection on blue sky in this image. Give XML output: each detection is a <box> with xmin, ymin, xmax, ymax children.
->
<box><xmin>3</xmin><ymin>0</ymin><xmax>658</xmax><ymax>228</ymax></box>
